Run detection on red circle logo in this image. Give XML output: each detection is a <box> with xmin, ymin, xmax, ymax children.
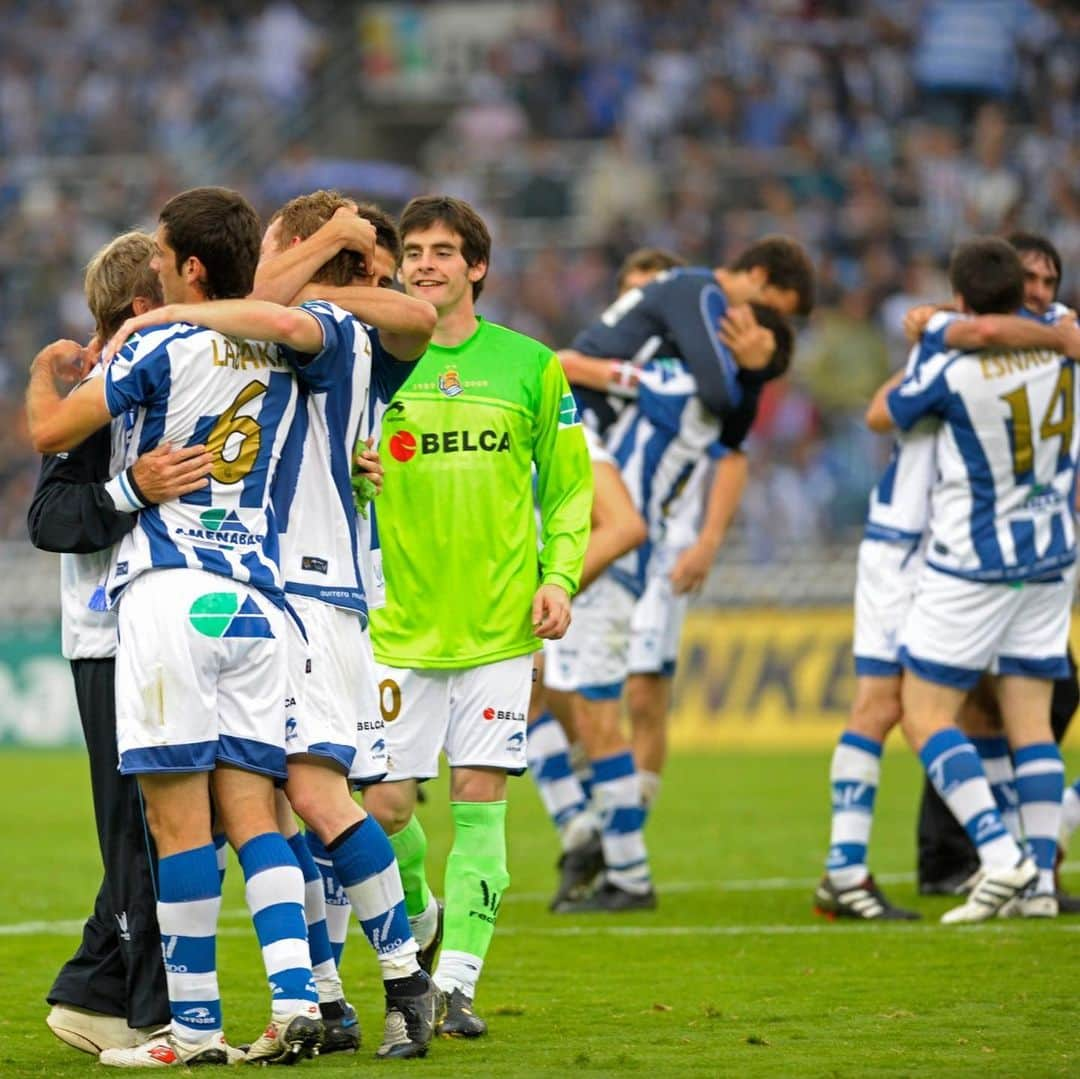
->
<box><xmin>389</xmin><ymin>431</ymin><xmax>416</xmax><ymax>462</ymax></box>
<box><xmin>483</xmin><ymin>707</ymin><xmax>495</xmax><ymax>720</ymax></box>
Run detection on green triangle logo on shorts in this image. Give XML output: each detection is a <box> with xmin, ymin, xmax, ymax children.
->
<box><xmin>558</xmin><ymin>392</ymin><xmax>580</xmax><ymax>428</ymax></box>
<box><xmin>189</xmin><ymin>593</ymin><xmax>275</xmax><ymax>639</ymax></box>
<box><xmin>189</xmin><ymin>593</ymin><xmax>239</xmax><ymax>637</ymax></box>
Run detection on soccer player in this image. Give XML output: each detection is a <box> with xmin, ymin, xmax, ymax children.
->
<box><xmin>911</xmin><ymin>233</ymin><xmax>1080</xmax><ymax>901</ymax></box>
<box><xmin>546</xmin><ymin>305</ymin><xmax>792</xmax><ymax>913</ymax></box>
<box><xmin>27</xmin><ymin>187</ymin><xmax>322</xmax><ymax>1066</ymax></box>
<box><xmin>29</xmin><ymin>231</ymin><xmax>213</xmax><ymax>1056</ymax></box>
<box><xmin>866</xmin><ymin>237</ymin><xmax>1080</xmax><ymax>924</ymax></box>
<box><xmin>109</xmin><ymin>192</ymin><xmax>445</xmax><ymax>1059</ymax></box>
<box><xmin>815</xmin><ymin>242</ymin><xmax>1080</xmax><ymax>921</ymax></box>
<box><xmin>363</xmin><ymin>195</ymin><xmax>592</xmax><ymax>1037</ymax></box>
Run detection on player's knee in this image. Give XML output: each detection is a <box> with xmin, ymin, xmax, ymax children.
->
<box><xmin>364</xmin><ymin>784</ymin><xmax>414</xmax><ymax>834</ymax></box>
<box><xmin>849</xmin><ymin>680</ymin><xmax>902</xmax><ymax>739</ymax></box>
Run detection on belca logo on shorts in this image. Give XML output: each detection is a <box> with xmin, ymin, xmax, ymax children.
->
<box><xmin>189</xmin><ymin>593</ymin><xmax>275</xmax><ymax>639</ymax></box>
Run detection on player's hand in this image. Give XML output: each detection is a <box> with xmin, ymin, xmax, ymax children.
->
<box><xmin>354</xmin><ymin>436</ymin><xmax>384</xmax><ymax>495</ymax></box>
<box><xmin>532</xmin><ymin>583</ymin><xmax>571</xmax><ymax>640</ymax></box>
<box><xmin>131</xmin><ymin>442</ymin><xmax>214</xmax><ymax>502</ymax></box>
<box><xmin>32</xmin><ymin>339</ymin><xmax>94</xmax><ymax>388</ymax></box>
<box><xmin>902</xmin><ymin>304</ymin><xmax>937</xmax><ymax>343</ymax></box>
<box><xmin>1057</xmin><ymin>314</ymin><xmax>1080</xmax><ymax>361</ymax></box>
<box><xmin>719</xmin><ymin>305</ymin><xmax>775</xmax><ymax>370</ymax></box>
<box><xmin>104</xmin><ymin>306</ymin><xmax>178</xmax><ymax>363</ymax></box>
<box><xmin>332</xmin><ymin>206</ymin><xmax>376</xmax><ymax>270</ymax></box>
<box><xmin>669</xmin><ymin>541</ymin><xmax>717</xmax><ymax>595</ymax></box>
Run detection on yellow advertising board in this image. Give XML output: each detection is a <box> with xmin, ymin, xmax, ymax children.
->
<box><xmin>669</xmin><ymin>607</ymin><xmax>1080</xmax><ymax>749</ymax></box>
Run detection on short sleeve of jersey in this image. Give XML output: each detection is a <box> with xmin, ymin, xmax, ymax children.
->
<box><xmin>282</xmin><ymin>300</ymin><xmax>340</xmax><ymax>392</ymax></box>
<box><xmin>915</xmin><ymin>310</ymin><xmax>958</xmax><ymax>363</ymax></box>
<box><xmin>369</xmin><ymin>328</ymin><xmax>418</xmax><ymax>405</ymax></box>
<box><xmin>104</xmin><ymin>330</ymin><xmax>175</xmax><ymax>417</ymax></box>
<box><xmin>887</xmin><ymin>351</ymin><xmax>954</xmax><ymax>431</ymax></box>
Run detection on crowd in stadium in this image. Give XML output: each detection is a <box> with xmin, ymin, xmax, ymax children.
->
<box><xmin>3</xmin><ymin>0</ymin><xmax>1079</xmax><ymax>558</ymax></box>
<box><xmin>10</xmin><ymin>0</ymin><xmax>1080</xmax><ymax>1070</ymax></box>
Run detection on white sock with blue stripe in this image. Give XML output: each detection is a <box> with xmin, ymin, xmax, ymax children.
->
<box><xmin>305</xmin><ymin>830</ymin><xmax>351</xmax><ymax>968</ymax></box>
<box><xmin>970</xmin><ymin>736</ymin><xmax>1021</xmax><ymax>841</ymax></box>
<box><xmin>592</xmin><ymin>751</ymin><xmax>651</xmax><ymax>894</ymax></box>
<box><xmin>238</xmin><ymin>833</ymin><xmax>318</xmax><ymax>1019</ymax></box>
<box><xmin>527</xmin><ymin>712</ymin><xmax>596</xmax><ymax>851</ymax></box>
<box><xmin>286</xmin><ymin>832</ymin><xmax>343</xmax><ymax>1003</ymax></box>
<box><xmin>825</xmin><ymin>732</ymin><xmax>881</xmax><ymax>889</ymax></box>
<box><xmin>1013</xmin><ymin>742</ymin><xmax>1065</xmax><ymax>896</ymax></box>
<box><xmin>157</xmin><ymin>844</ymin><xmax>222</xmax><ymax>1041</ymax></box>
<box><xmin>1062</xmin><ymin>778</ymin><xmax>1080</xmax><ymax>850</ymax></box>
<box><xmin>328</xmin><ymin>816</ymin><xmax>420</xmax><ymax>981</ymax></box>
<box><xmin>919</xmin><ymin>729</ymin><xmax>1023</xmax><ymax>869</ymax></box>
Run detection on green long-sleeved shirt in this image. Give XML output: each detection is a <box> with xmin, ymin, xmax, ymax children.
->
<box><xmin>371</xmin><ymin>318</ymin><xmax>592</xmax><ymax>669</ymax></box>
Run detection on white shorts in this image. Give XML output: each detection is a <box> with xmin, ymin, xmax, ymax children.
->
<box><xmin>628</xmin><ymin>548</ymin><xmax>689</xmax><ymax>678</ymax></box>
<box><xmin>900</xmin><ymin>565</ymin><xmax>1073</xmax><ymax>690</ymax></box>
<box><xmin>115</xmin><ymin>568</ymin><xmax>287</xmax><ymax>778</ymax></box>
<box><xmin>285</xmin><ymin>596</ymin><xmax>387</xmax><ymax>783</ymax></box>
<box><xmin>852</xmin><ymin>537</ymin><xmax>924</xmax><ymax>677</ymax></box>
<box><xmin>542</xmin><ymin>574</ymin><xmax>635</xmax><ymax>699</ymax></box>
<box><xmin>373</xmin><ymin>654</ymin><xmax>533</xmax><ymax>780</ymax></box>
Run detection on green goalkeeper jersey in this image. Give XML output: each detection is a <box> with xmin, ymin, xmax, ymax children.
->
<box><xmin>370</xmin><ymin>318</ymin><xmax>593</xmax><ymax>669</ymax></box>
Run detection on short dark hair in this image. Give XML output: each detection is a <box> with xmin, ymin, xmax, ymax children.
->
<box><xmin>616</xmin><ymin>247</ymin><xmax>685</xmax><ymax>292</ymax></box>
<box><xmin>948</xmin><ymin>237</ymin><xmax>1024</xmax><ymax>314</ymax></box>
<box><xmin>399</xmin><ymin>195</ymin><xmax>491</xmax><ymax>299</ymax></box>
<box><xmin>159</xmin><ymin>187</ymin><xmax>261</xmax><ymax>299</ymax></box>
<box><xmin>730</xmin><ymin>235</ymin><xmax>816</xmax><ymax>317</ymax></box>
<box><xmin>1007</xmin><ymin>231</ymin><xmax>1062</xmax><ymax>297</ymax></box>
<box><xmin>274</xmin><ymin>189</ymin><xmax>367</xmax><ymax>287</ymax></box>
<box><xmin>745</xmin><ymin>302</ymin><xmax>794</xmax><ymax>382</ymax></box>
<box><xmin>355</xmin><ymin>201</ymin><xmax>402</xmax><ymax>266</ymax></box>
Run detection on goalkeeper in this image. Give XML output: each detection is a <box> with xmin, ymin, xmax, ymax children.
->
<box><xmin>364</xmin><ymin>196</ymin><xmax>592</xmax><ymax>1039</ymax></box>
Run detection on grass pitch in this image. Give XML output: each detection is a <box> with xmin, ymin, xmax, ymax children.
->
<box><xmin>1</xmin><ymin>746</ymin><xmax>1078</xmax><ymax>1078</ymax></box>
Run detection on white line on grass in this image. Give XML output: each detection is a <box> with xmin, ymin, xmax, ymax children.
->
<box><xmin>5</xmin><ymin>862</ymin><xmax>1078</xmax><ymax>936</ymax></box>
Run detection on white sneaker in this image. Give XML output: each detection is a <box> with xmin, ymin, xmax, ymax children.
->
<box><xmin>941</xmin><ymin>857</ymin><xmax>1038</xmax><ymax>924</ymax></box>
<box><xmin>244</xmin><ymin>1005</ymin><xmax>324</xmax><ymax>1065</ymax></box>
<box><xmin>100</xmin><ymin>1027</ymin><xmax>242</xmax><ymax>1067</ymax></box>
<box><xmin>998</xmin><ymin>891</ymin><xmax>1059</xmax><ymax>919</ymax></box>
<box><xmin>46</xmin><ymin>1005</ymin><xmax>151</xmax><ymax>1055</ymax></box>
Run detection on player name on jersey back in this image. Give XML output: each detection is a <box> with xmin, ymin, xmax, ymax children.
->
<box><xmin>104</xmin><ymin>322</ymin><xmax>299</xmax><ymax>605</ymax></box>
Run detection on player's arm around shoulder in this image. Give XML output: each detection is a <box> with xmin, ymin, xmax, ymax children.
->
<box><xmin>531</xmin><ymin>350</ymin><xmax>594</xmax><ymax>633</ymax></box>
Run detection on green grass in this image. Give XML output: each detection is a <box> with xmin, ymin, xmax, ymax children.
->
<box><xmin>1</xmin><ymin>747</ymin><xmax>1078</xmax><ymax>1077</ymax></box>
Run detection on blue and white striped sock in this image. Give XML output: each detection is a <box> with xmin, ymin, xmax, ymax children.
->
<box><xmin>212</xmin><ymin>832</ymin><xmax>228</xmax><ymax>886</ymax></box>
<box><xmin>970</xmin><ymin>736</ymin><xmax>1021</xmax><ymax>841</ymax></box>
<box><xmin>592</xmin><ymin>751</ymin><xmax>651</xmax><ymax>894</ymax></box>
<box><xmin>328</xmin><ymin>816</ymin><xmax>420</xmax><ymax>981</ymax></box>
<box><xmin>1062</xmin><ymin>778</ymin><xmax>1080</xmax><ymax>849</ymax></box>
<box><xmin>157</xmin><ymin>844</ymin><xmax>222</xmax><ymax>1041</ymax></box>
<box><xmin>825</xmin><ymin>732</ymin><xmax>881</xmax><ymax>889</ymax></box>
<box><xmin>527</xmin><ymin>712</ymin><xmax>592</xmax><ymax>850</ymax></box>
<box><xmin>305</xmin><ymin>830</ymin><xmax>351</xmax><ymax>968</ymax></box>
<box><xmin>919</xmin><ymin>729</ymin><xmax>1022</xmax><ymax>869</ymax></box>
<box><xmin>287</xmin><ymin>832</ymin><xmax>342</xmax><ymax>1003</ymax></box>
<box><xmin>1013</xmin><ymin>742</ymin><xmax>1065</xmax><ymax>896</ymax></box>
<box><xmin>238</xmin><ymin>833</ymin><xmax>318</xmax><ymax>1019</ymax></box>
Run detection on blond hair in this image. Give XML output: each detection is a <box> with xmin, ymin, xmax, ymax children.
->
<box><xmin>84</xmin><ymin>231</ymin><xmax>163</xmax><ymax>340</ymax></box>
<box><xmin>273</xmin><ymin>189</ymin><xmax>367</xmax><ymax>286</ymax></box>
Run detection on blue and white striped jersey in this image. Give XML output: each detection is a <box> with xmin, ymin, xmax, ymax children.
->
<box><xmin>355</xmin><ymin>329</ymin><xmax>416</xmax><ymax>612</ymax></box>
<box><xmin>104</xmin><ymin>323</ymin><xmax>298</xmax><ymax>605</ymax></box>
<box><xmin>864</xmin><ymin>311</ymin><xmax>959</xmax><ymax>543</ymax></box>
<box><xmin>272</xmin><ymin>301</ymin><xmax>411</xmax><ymax>618</ymax></box>
<box><xmin>887</xmin><ymin>331</ymin><xmax>1077</xmax><ymax>583</ymax></box>
<box><xmin>605</xmin><ymin>358</ymin><xmax>727</xmax><ymax>594</ymax></box>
